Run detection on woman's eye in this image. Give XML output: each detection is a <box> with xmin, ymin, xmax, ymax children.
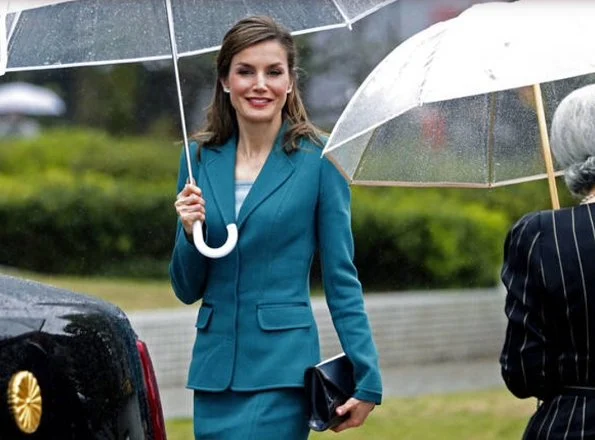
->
<box><xmin>238</xmin><ymin>69</ymin><xmax>252</xmax><ymax>75</ymax></box>
<box><xmin>269</xmin><ymin>70</ymin><xmax>282</xmax><ymax>76</ymax></box>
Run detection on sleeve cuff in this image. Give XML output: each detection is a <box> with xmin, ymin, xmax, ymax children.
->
<box><xmin>353</xmin><ymin>388</ymin><xmax>382</xmax><ymax>405</ymax></box>
<box><xmin>176</xmin><ymin>227</ymin><xmax>200</xmax><ymax>259</ymax></box>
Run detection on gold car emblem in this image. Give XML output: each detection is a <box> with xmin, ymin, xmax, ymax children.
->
<box><xmin>7</xmin><ymin>371</ymin><xmax>42</xmax><ymax>434</ymax></box>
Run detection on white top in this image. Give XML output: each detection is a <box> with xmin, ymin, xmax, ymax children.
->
<box><xmin>235</xmin><ymin>180</ymin><xmax>253</xmax><ymax>218</ymax></box>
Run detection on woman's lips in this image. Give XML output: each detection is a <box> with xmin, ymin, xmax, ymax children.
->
<box><xmin>247</xmin><ymin>98</ymin><xmax>272</xmax><ymax>107</ymax></box>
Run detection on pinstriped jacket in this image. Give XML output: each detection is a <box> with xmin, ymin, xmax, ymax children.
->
<box><xmin>500</xmin><ymin>204</ymin><xmax>595</xmax><ymax>439</ymax></box>
<box><xmin>169</xmin><ymin>126</ymin><xmax>382</xmax><ymax>405</ymax></box>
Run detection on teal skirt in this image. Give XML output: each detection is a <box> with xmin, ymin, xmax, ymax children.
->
<box><xmin>193</xmin><ymin>388</ymin><xmax>310</xmax><ymax>440</ymax></box>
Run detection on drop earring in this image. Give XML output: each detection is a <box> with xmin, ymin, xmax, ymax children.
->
<box><xmin>223</xmin><ymin>87</ymin><xmax>230</xmax><ymax>93</ymax></box>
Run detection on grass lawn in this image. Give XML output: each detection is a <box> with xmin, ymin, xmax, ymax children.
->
<box><xmin>0</xmin><ymin>267</ymin><xmax>179</xmax><ymax>311</ymax></box>
<box><xmin>165</xmin><ymin>388</ymin><xmax>535</xmax><ymax>439</ymax></box>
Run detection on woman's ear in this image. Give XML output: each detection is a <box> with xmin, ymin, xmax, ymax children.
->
<box><xmin>220</xmin><ymin>79</ymin><xmax>230</xmax><ymax>93</ymax></box>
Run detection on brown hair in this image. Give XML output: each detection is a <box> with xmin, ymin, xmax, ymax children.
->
<box><xmin>190</xmin><ymin>16</ymin><xmax>323</xmax><ymax>154</ymax></box>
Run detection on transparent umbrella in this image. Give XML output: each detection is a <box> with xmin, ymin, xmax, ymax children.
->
<box><xmin>1</xmin><ymin>0</ymin><xmax>398</xmax><ymax>257</ymax></box>
<box><xmin>322</xmin><ymin>0</ymin><xmax>595</xmax><ymax>210</ymax></box>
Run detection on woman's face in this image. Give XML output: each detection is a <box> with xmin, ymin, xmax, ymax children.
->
<box><xmin>221</xmin><ymin>40</ymin><xmax>293</xmax><ymax>128</ymax></box>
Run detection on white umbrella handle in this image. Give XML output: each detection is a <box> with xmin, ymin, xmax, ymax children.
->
<box><xmin>192</xmin><ymin>221</ymin><xmax>238</xmax><ymax>258</ymax></box>
<box><xmin>165</xmin><ymin>0</ymin><xmax>238</xmax><ymax>259</ymax></box>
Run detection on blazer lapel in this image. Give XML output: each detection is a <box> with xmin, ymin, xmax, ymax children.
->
<box><xmin>202</xmin><ymin>136</ymin><xmax>236</xmax><ymax>227</ymax></box>
<box><xmin>237</xmin><ymin>132</ymin><xmax>295</xmax><ymax>230</ymax></box>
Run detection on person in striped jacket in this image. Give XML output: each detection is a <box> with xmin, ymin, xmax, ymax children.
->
<box><xmin>501</xmin><ymin>83</ymin><xmax>595</xmax><ymax>439</ymax></box>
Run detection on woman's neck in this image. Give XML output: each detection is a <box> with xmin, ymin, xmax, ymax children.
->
<box><xmin>236</xmin><ymin>117</ymin><xmax>282</xmax><ymax>158</ymax></box>
<box><xmin>581</xmin><ymin>189</ymin><xmax>595</xmax><ymax>205</ymax></box>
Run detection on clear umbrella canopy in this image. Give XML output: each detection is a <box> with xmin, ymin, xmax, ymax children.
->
<box><xmin>325</xmin><ymin>79</ymin><xmax>588</xmax><ymax>187</ymax></box>
<box><xmin>2</xmin><ymin>0</ymin><xmax>397</xmax><ymax>72</ymax></box>
<box><xmin>322</xmin><ymin>0</ymin><xmax>595</xmax><ymax>208</ymax></box>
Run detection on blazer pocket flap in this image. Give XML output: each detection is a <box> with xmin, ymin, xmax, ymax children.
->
<box><xmin>257</xmin><ymin>304</ymin><xmax>312</xmax><ymax>331</ymax></box>
<box><xmin>196</xmin><ymin>305</ymin><xmax>213</xmax><ymax>330</ymax></box>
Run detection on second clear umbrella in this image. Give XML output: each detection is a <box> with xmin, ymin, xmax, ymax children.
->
<box><xmin>323</xmin><ymin>0</ymin><xmax>595</xmax><ymax>210</ymax></box>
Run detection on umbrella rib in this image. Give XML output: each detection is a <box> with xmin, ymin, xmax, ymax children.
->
<box><xmin>352</xmin><ymin>125</ymin><xmax>382</xmax><ymax>181</ymax></box>
<box><xmin>6</xmin><ymin>11</ymin><xmax>20</xmax><ymax>45</ymax></box>
<box><xmin>324</xmin><ymin>109</ymin><xmax>414</xmax><ymax>158</ymax></box>
<box><xmin>330</xmin><ymin>0</ymin><xmax>352</xmax><ymax>29</ymax></box>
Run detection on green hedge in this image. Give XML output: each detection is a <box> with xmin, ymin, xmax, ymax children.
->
<box><xmin>0</xmin><ymin>173</ymin><xmax>177</xmax><ymax>276</ymax></box>
<box><xmin>0</xmin><ymin>128</ymin><xmax>520</xmax><ymax>287</ymax></box>
<box><xmin>351</xmin><ymin>188</ymin><xmax>509</xmax><ymax>289</ymax></box>
<box><xmin>0</xmin><ymin>128</ymin><xmax>180</xmax><ymax>277</ymax></box>
<box><xmin>0</xmin><ymin>127</ymin><xmax>180</xmax><ymax>181</ymax></box>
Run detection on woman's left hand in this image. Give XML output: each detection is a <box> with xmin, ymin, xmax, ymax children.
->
<box><xmin>331</xmin><ymin>397</ymin><xmax>375</xmax><ymax>432</ymax></box>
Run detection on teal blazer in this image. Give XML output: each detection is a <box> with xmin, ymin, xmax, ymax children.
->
<box><xmin>169</xmin><ymin>127</ymin><xmax>382</xmax><ymax>404</ymax></box>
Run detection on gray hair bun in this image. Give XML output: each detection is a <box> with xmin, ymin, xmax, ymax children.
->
<box><xmin>565</xmin><ymin>156</ymin><xmax>595</xmax><ymax>197</ymax></box>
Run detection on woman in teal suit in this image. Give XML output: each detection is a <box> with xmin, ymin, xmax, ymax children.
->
<box><xmin>170</xmin><ymin>16</ymin><xmax>382</xmax><ymax>440</ymax></box>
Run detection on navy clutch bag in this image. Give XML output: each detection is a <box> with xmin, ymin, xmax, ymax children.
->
<box><xmin>304</xmin><ymin>353</ymin><xmax>355</xmax><ymax>432</ymax></box>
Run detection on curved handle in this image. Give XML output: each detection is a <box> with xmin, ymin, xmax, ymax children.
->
<box><xmin>192</xmin><ymin>221</ymin><xmax>238</xmax><ymax>258</ymax></box>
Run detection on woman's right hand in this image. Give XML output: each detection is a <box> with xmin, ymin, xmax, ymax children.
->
<box><xmin>174</xmin><ymin>183</ymin><xmax>206</xmax><ymax>237</ymax></box>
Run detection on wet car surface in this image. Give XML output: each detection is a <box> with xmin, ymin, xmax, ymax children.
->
<box><xmin>0</xmin><ymin>274</ymin><xmax>166</xmax><ymax>439</ymax></box>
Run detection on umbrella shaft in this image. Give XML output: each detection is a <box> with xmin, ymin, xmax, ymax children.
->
<box><xmin>164</xmin><ymin>0</ymin><xmax>193</xmax><ymax>182</ymax></box>
<box><xmin>533</xmin><ymin>84</ymin><xmax>560</xmax><ymax>210</ymax></box>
